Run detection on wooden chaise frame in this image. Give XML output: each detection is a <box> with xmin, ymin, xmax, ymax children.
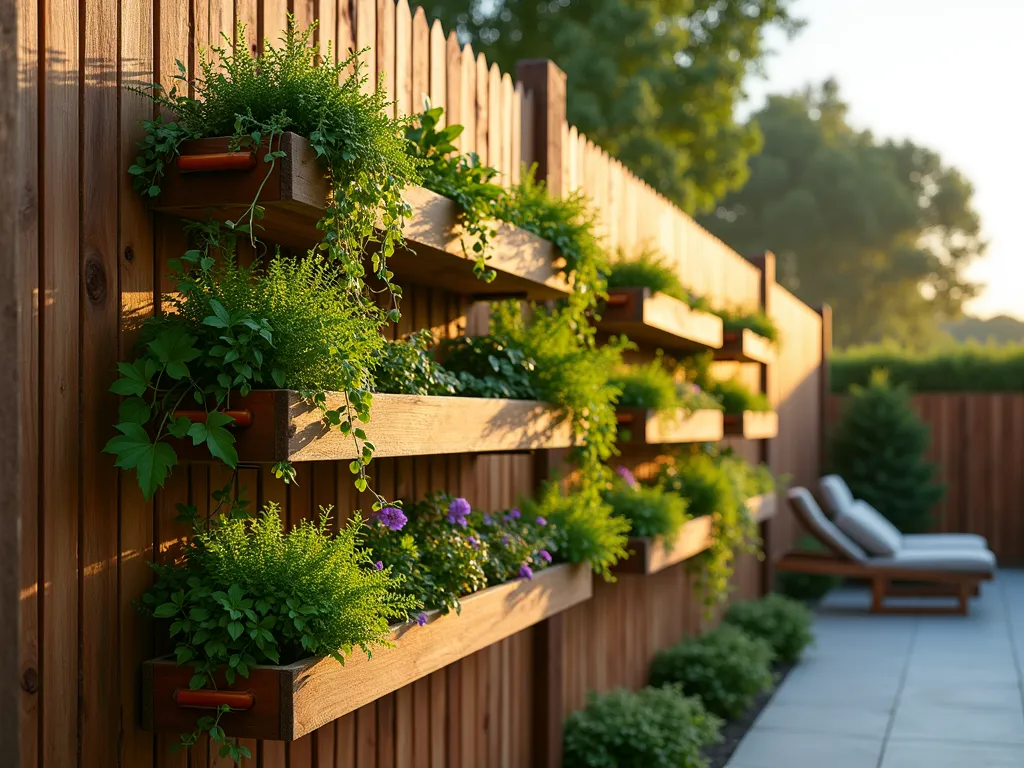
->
<box><xmin>775</xmin><ymin>551</ymin><xmax>991</xmax><ymax>615</ymax></box>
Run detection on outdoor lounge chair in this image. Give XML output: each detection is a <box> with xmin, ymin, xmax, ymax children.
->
<box><xmin>776</xmin><ymin>487</ymin><xmax>995</xmax><ymax>615</ymax></box>
<box><xmin>818</xmin><ymin>474</ymin><xmax>989</xmax><ymax>550</ymax></box>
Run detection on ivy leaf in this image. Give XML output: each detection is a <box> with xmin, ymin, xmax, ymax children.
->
<box><xmin>118</xmin><ymin>396</ymin><xmax>151</xmax><ymax>425</ymax></box>
<box><xmin>167</xmin><ymin>415</ymin><xmax>192</xmax><ymax>439</ymax></box>
<box><xmin>153</xmin><ymin>602</ymin><xmax>179</xmax><ymax>619</ymax></box>
<box><xmin>227</xmin><ymin>621</ymin><xmax>244</xmax><ymax>641</ymax></box>
<box><xmin>110</xmin><ymin>359</ymin><xmax>152</xmax><ymax>397</ymax></box>
<box><xmin>103</xmin><ymin>423</ymin><xmax>178</xmax><ymax>498</ymax></box>
<box><xmin>203</xmin><ymin>411</ymin><xmax>238</xmax><ymax>467</ymax></box>
<box><xmin>204</xmin><ymin>299</ymin><xmax>231</xmax><ymax>329</ymax></box>
<box><xmin>147</xmin><ymin>327</ymin><xmax>201</xmax><ymax>380</ymax></box>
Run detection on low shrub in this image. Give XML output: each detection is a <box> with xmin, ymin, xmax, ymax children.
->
<box><xmin>611</xmin><ymin>357</ymin><xmax>679</xmax><ymax>411</ymax></box>
<box><xmin>724</xmin><ymin>594</ymin><xmax>814</xmax><ymax>664</ymax></box>
<box><xmin>435</xmin><ymin>334</ymin><xmax>540</xmax><ymax>400</ymax></box>
<box><xmin>603</xmin><ymin>475</ymin><xmax>690</xmax><ymax>541</ymax></box>
<box><xmin>562</xmin><ymin>685</ymin><xmax>721</xmax><ymax>768</ymax></box>
<box><xmin>375</xmin><ymin>330</ymin><xmax>460</xmax><ymax>396</ymax></box>
<box><xmin>649</xmin><ymin>624</ymin><xmax>775</xmax><ymax>720</ymax></box>
<box><xmin>776</xmin><ymin>534</ymin><xmax>843</xmax><ymax>601</ymax></box>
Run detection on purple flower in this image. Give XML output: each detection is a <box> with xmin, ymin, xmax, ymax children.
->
<box><xmin>373</xmin><ymin>506</ymin><xmax>408</xmax><ymax>531</ymax></box>
<box><xmin>447</xmin><ymin>497</ymin><xmax>471</xmax><ymax>527</ymax></box>
<box><xmin>535</xmin><ymin>516</ymin><xmax>547</xmax><ymax>527</ymax></box>
<box><xmin>502</xmin><ymin>535</ymin><xmax>511</xmax><ymax>546</ymax></box>
<box><xmin>691</xmin><ymin>383</ymin><xmax>702</xmax><ymax>394</ymax></box>
<box><xmin>483</xmin><ymin>513</ymin><xmax>494</xmax><ymax>526</ymax></box>
<box><xmin>519</xmin><ymin>564</ymin><xmax>533</xmax><ymax>580</ymax></box>
<box><xmin>416</xmin><ymin>612</ymin><xmax>428</xmax><ymax>627</ymax></box>
<box><xmin>468</xmin><ymin>536</ymin><xmax>480</xmax><ymax>549</ymax></box>
<box><xmin>616</xmin><ymin>465</ymin><xmax>638</xmax><ymax>488</ymax></box>
<box><xmin>509</xmin><ymin>508</ymin><xmax>521</xmax><ymax>519</ymax></box>
<box><xmin>374</xmin><ymin>560</ymin><xmax>384</xmax><ymax>570</ymax></box>
<box><xmin>539</xmin><ymin>550</ymin><xmax>552</xmax><ymax>563</ymax></box>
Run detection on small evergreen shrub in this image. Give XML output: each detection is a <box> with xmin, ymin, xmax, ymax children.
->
<box><xmin>604</xmin><ymin>477</ymin><xmax>690</xmax><ymax>542</ymax></box>
<box><xmin>776</xmin><ymin>534</ymin><xmax>843</xmax><ymax>601</ymax></box>
<box><xmin>724</xmin><ymin>594</ymin><xmax>814</xmax><ymax>664</ymax></box>
<box><xmin>563</xmin><ymin>685</ymin><xmax>722</xmax><ymax>768</ymax></box>
<box><xmin>829</xmin><ymin>369</ymin><xmax>944</xmax><ymax>532</ymax></box>
<box><xmin>649</xmin><ymin>624</ymin><xmax>775</xmax><ymax>720</ymax></box>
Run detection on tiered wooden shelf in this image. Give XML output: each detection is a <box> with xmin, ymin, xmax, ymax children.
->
<box><xmin>142</xmin><ymin>563</ymin><xmax>591</xmax><ymax>741</ymax></box>
<box><xmin>616</xmin><ymin>408</ymin><xmax>724</xmax><ymax>446</ymax></box>
<box><xmin>612</xmin><ymin>516</ymin><xmax>714</xmax><ymax>576</ymax></box>
<box><xmin>714</xmin><ymin>329</ymin><xmax>776</xmax><ymax>365</ymax></box>
<box><xmin>723</xmin><ymin>411</ymin><xmax>779</xmax><ymax>440</ymax></box>
<box><xmin>155</xmin><ymin>133</ymin><xmax>570</xmax><ymax>300</ymax></box>
<box><xmin>748</xmin><ymin>492</ymin><xmax>777</xmax><ymax>522</ymax></box>
<box><xmin>598</xmin><ymin>288</ymin><xmax>723</xmax><ymax>351</ymax></box>
<box><xmin>175</xmin><ymin>391</ymin><xmax>573</xmax><ymax>462</ymax></box>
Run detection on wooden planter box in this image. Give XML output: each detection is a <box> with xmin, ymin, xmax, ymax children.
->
<box><xmin>613</xmin><ymin>516</ymin><xmax>714</xmax><ymax>576</ymax></box>
<box><xmin>142</xmin><ymin>563</ymin><xmax>592</xmax><ymax>741</ymax></box>
<box><xmin>175</xmin><ymin>391</ymin><xmax>573</xmax><ymax>463</ymax></box>
<box><xmin>155</xmin><ymin>133</ymin><xmax>570</xmax><ymax>300</ymax></box>
<box><xmin>616</xmin><ymin>408</ymin><xmax>724</xmax><ymax>446</ymax></box>
<box><xmin>748</xmin><ymin>493</ymin><xmax>777</xmax><ymax>522</ymax></box>
<box><xmin>598</xmin><ymin>288</ymin><xmax>723</xmax><ymax>351</ymax></box>
<box><xmin>723</xmin><ymin>410</ymin><xmax>778</xmax><ymax>440</ymax></box>
<box><xmin>715</xmin><ymin>329</ymin><xmax>776</xmax><ymax>365</ymax></box>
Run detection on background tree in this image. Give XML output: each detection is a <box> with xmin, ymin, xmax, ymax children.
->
<box><xmin>700</xmin><ymin>80</ymin><xmax>985</xmax><ymax>347</ymax></box>
<box><xmin>415</xmin><ymin>0</ymin><xmax>802</xmax><ymax>214</ymax></box>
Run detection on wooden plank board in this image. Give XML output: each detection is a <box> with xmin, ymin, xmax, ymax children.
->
<box><xmin>174</xmin><ymin>391</ymin><xmax>575</xmax><ymax>463</ymax></box>
<box><xmin>723</xmin><ymin>411</ymin><xmax>779</xmax><ymax>440</ymax></box>
<box><xmin>715</xmin><ymin>329</ymin><xmax>776</xmax><ymax>365</ymax></box>
<box><xmin>612</xmin><ymin>516</ymin><xmax>714</xmax><ymax>576</ymax></box>
<box><xmin>599</xmin><ymin>288</ymin><xmax>723</xmax><ymax>351</ymax></box>
<box><xmin>155</xmin><ymin>133</ymin><xmax>570</xmax><ymax>299</ymax></box>
<box><xmin>143</xmin><ymin>563</ymin><xmax>592</xmax><ymax>741</ymax></box>
<box><xmin>616</xmin><ymin>408</ymin><xmax>724</xmax><ymax>446</ymax></box>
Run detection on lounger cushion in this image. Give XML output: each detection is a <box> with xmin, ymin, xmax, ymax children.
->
<box><xmin>834</xmin><ymin>500</ymin><xmax>903</xmax><ymax>557</ymax></box>
<box><xmin>787</xmin><ymin>488</ymin><xmax>867</xmax><ymax>563</ymax></box>
<box><xmin>819</xmin><ymin>474</ymin><xmax>856</xmax><ymax>519</ymax></box>
<box><xmin>873</xmin><ymin>547</ymin><xmax>996</xmax><ymax>574</ymax></box>
<box><xmin>902</xmin><ymin>533</ymin><xmax>989</xmax><ymax>550</ymax></box>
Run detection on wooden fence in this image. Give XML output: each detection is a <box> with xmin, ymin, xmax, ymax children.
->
<box><xmin>4</xmin><ymin>1</ymin><xmax>825</xmax><ymax>766</ymax></box>
<box><xmin>827</xmin><ymin>394</ymin><xmax>1024</xmax><ymax>563</ymax></box>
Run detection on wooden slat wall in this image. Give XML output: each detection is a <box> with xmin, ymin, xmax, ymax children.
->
<box><xmin>10</xmin><ymin>1</ymin><xmax>826</xmax><ymax>765</ymax></box>
<box><xmin>826</xmin><ymin>393</ymin><xmax>1024</xmax><ymax>563</ymax></box>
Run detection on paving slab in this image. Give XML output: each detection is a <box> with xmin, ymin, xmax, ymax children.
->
<box><xmin>726</xmin><ymin>730</ymin><xmax>884</xmax><ymax>768</ymax></box>
<box><xmin>751</xmin><ymin>700</ymin><xmax>892</xmax><ymax>738</ymax></box>
<box><xmin>881</xmin><ymin>739</ymin><xmax>1024</xmax><ymax>768</ymax></box>
<box><xmin>890</xmin><ymin>703</ymin><xmax>1024</xmax><ymax>744</ymax></box>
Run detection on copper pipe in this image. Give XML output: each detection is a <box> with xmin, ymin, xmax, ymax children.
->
<box><xmin>173</xmin><ymin>688</ymin><xmax>256</xmax><ymax>711</ymax></box>
<box><xmin>605</xmin><ymin>294</ymin><xmax>630</xmax><ymax>308</ymax></box>
<box><xmin>173</xmin><ymin>409</ymin><xmax>254</xmax><ymax>428</ymax></box>
<box><xmin>177</xmin><ymin>151</ymin><xmax>256</xmax><ymax>173</ymax></box>
<box><xmin>616</xmin><ymin>412</ymin><xmax>634</xmax><ymax>425</ymax></box>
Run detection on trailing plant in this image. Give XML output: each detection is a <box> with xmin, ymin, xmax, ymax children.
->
<box><xmin>406</xmin><ymin>102</ymin><xmax>504</xmax><ymax>282</ymax></box>
<box><xmin>658</xmin><ymin>450</ymin><xmax>761</xmax><ymax>607</ymax></box>
<box><xmin>436</xmin><ymin>334</ymin><xmax>541</xmax><ymax>399</ymax></box>
<box><xmin>562</xmin><ymin>685</ymin><xmax>722</xmax><ymax>768</ymax></box>
<box><xmin>649</xmin><ymin>625</ymin><xmax>776</xmax><ymax>720</ymax></box>
<box><xmin>141</xmin><ymin>503</ymin><xmax>414</xmax><ymax>761</ymax></box>
<box><xmin>130</xmin><ymin>19</ymin><xmax>417</xmax><ymax>311</ymax></box>
<box><xmin>724</xmin><ymin>594</ymin><xmax>815</xmax><ymax>665</ymax></box>
<box><xmin>603</xmin><ymin>473</ymin><xmax>690</xmax><ymax>542</ymax></box>
<box><xmin>715</xmin><ymin>307</ymin><xmax>780</xmax><ymax>345</ymax></box>
<box><xmin>374</xmin><ymin>330</ymin><xmax>461</xmax><ymax>397</ymax></box>
<box><xmin>710</xmin><ymin>376</ymin><xmax>771</xmax><ymax>414</ymax></box>
<box><xmin>104</xmin><ymin>225</ymin><xmax>387</xmax><ymax>500</ymax></box>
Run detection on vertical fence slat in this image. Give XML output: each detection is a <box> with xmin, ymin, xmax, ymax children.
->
<box><xmin>354</xmin><ymin>0</ymin><xmax>376</xmax><ymax>91</ymax></box>
<box><xmin>394</xmin><ymin>0</ymin><xmax>412</xmax><ymax>117</ymax></box>
<box><xmin>459</xmin><ymin>43</ymin><xmax>475</xmax><ymax>155</ymax></box>
<box><xmin>410</xmin><ymin>5</ymin><xmax>428</xmax><ymax>110</ymax></box>
<box><xmin>376</xmin><ymin>0</ymin><xmax>395</xmax><ymax>117</ymax></box>
<box><xmin>428</xmin><ymin>20</ymin><xmax>446</xmax><ymax>126</ymax></box>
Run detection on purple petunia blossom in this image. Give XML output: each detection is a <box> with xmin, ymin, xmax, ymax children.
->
<box><xmin>519</xmin><ymin>564</ymin><xmax>533</xmax><ymax>580</ymax></box>
<box><xmin>447</xmin><ymin>497</ymin><xmax>471</xmax><ymax>527</ymax></box>
<box><xmin>373</xmin><ymin>506</ymin><xmax>408</xmax><ymax>531</ymax></box>
<box><xmin>416</xmin><ymin>612</ymin><xmax>428</xmax><ymax>627</ymax></box>
<box><xmin>483</xmin><ymin>513</ymin><xmax>494</xmax><ymax>525</ymax></box>
<box><xmin>374</xmin><ymin>560</ymin><xmax>384</xmax><ymax>570</ymax></box>
<box><xmin>502</xmin><ymin>535</ymin><xmax>511</xmax><ymax>546</ymax></box>
<box><xmin>509</xmin><ymin>508</ymin><xmax>521</xmax><ymax>519</ymax></box>
<box><xmin>539</xmin><ymin>550</ymin><xmax>552</xmax><ymax>563</ymax></box>
<box><xmin>535</xmin><ymin>516</ymin><xmax>547</xmax><ymax>527</ymax></box>
<box><xmin>616</xmin><ymin>465</ymin><xmax>638</xmax><ymax>488</ymax></box>
<box><xmin>468</xmin><ymin>535</ymin><xmax>480</xmax><ymax>549</ymax></box>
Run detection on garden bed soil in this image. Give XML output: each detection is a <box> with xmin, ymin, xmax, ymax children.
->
<box><xmin>702</xmin><ymin>662</ymin><xmax>796</xmax><ymax>768</ymax></box>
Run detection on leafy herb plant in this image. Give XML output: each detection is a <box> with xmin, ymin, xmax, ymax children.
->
<box><xmin>436</xmin><ymin>334</ymin><xmax>541</xmax><ymax>399</ymax></box>
<box><xmin>603</xmin><ymin>474</ymin><xmax>690</xmax><ymax>542</ymax></box>
<box><xmin>374</xmin><ymin>330</ymin><xmax>461</xmax><ymax>397</ymax></box>
<box><xmin>710</xmin><ymin>376</ymin><xmax>772</xmax><ymax>414</ymax></box>
<box><xmin>141</xmin><ymin>503</ymin><xmax>414</xmax><ymax>761</ymax></box>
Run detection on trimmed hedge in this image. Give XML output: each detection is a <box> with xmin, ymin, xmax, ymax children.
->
<box><xmin>831</xmin><ymin>344</ymin><xmax>1024</xmax><ymax>393</ymax></box>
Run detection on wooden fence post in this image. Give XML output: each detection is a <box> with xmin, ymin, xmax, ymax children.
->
<box><xmin>514</xmin><ymin>59</ymin><xmax>566</xmax><ymax>196</ymax></box>
<box><xmin>747</xmin><ymin>251</ymin><xmax>775</xmax><ymax>595</ymax></box>
<box><xmin>0</xmin><ymin>0</ymin><xmax>21</xmax><ymax>758</ymax></box>
<box><xmin>817</xmin><ymin>304</ymin><xmax>832</xmax><ymax>475</ymax></box>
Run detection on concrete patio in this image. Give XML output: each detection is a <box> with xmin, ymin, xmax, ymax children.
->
<box><xmin>726</xmin><ymin>570</ymin><xmax>1024</xmax><ymax>768</ymax></box>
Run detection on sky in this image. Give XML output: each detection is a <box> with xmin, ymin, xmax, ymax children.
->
<box><xmin>740</xmin><ymin>0</ymin><xmax>1024</xmax><ymax>320</ymax></box>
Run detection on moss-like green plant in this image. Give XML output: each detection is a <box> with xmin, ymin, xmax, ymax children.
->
<box><xmin>724</xmin><ymin>594</ymin><xmax>815</xmax><ymax>664</ymax></box>
<box><xmin>604</xmin><ymin>478</ymin><xmax>690</xmax><ymax>542</ymax></box>
<box><xmin>611</xmin><ymin>357</ymin><xmax>681</xmax><ymax>412</ymax></box>
<box><xmin>710</xmin><ymin>377</ymin><xmax>771</xmax><ymax>414</ymax></box>
<box><xmin>716</xmin><ymin>307</ymin><xmax>780</xmax><ymax>345</ymax></box>
<box><xmin>605</xmin><ymin>244</ymin><xmax>714</xmax><ymax>314</ymax></box>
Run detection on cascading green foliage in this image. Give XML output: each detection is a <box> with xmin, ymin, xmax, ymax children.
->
<box><xmin>374</xmin><ymin>330</ymin><xmax>461</xmax><ymax>397</ymax></box>
<box><xmin>603</xmin><ymin>474</ymin><xmax>690</xmax><ymax>542</ymax></box>
<box><xmin>104</xmin><ymin>224</ymin><xmax>386</xmax><ymax>499</ymax></box>
<box><xmin>141</xmin><ymin>503</ymin><xmax>414</xmax><ymax>761</ymax></box>
<box><xmin>715</xmin><ymin>307</ymin><xmax>780</xmax><ymax>345</ymax></box>
<box><xmin>724</xmin><ymin>594</ymin><xmax>815</xmax><ymax>665</ymax></box>
<box><xmin>658</xmin><ymin>449</ymin><xmax>764</xmax><ymax>607</ymax></box>
<box><xmin>562</xmin><ymin>685</ymin><xmax>722</xmax><ymax>768</ymax></box>
<box><xmin>829</xmin><ymin>369</ymin><xmax>945</xmax><ymax>533</ymax></box>
<box><xmin>709</xmin><ymin>376</ymin><xmax>771</xmax><ymax>414</ymax></box>
<box><xmin>436</xmin><ymin>334</ymin><xmax>541</xmax><ymax>400</ymax></box>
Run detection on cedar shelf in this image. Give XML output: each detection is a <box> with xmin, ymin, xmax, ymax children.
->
<box><xmin>154</xmin><ymin>133</ymin><xmax>570</xmax><ymax>300</ymax></box>
<box><xmin>612</xmin><ymin>516</ymin><xmax>714</xmax><ymax>576</ymax></box>
<box><xmin>174</xmin><ymin>391</ymin><xmax>573</xmax><ymax>463</ymax></box>
<box><xmin>598</xmin><ymin>287</ymin><xmax>723</xmax><ymax>351</ymax></box>
<box><xmin>723</xmin><ymin>410</ymin><xmax>779</xmax><ymax>440</ymax></box>
<box><xmin>616</xmin><ymin>408</ymin><xmax>724</xmax><ymax>446</ymax></box>
<box><xmin>142</xmin><ymin>563</ymin><xmax>592</xmax><ymax>741</ymax></box>
<box><xmin>714</xmin><ymin>329</ymin><xmax>776</xmax><ymax>365</ymax></box>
